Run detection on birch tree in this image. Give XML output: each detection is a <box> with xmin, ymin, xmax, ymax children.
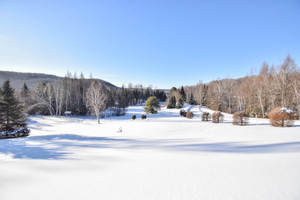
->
<box><xmin>86</xmin><ymin>81</ymin><xmax>108</xmax><ymax>124</ymax></box>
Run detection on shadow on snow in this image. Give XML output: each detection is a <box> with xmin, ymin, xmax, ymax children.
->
<box><xmin>1</xmin><ymin>134</ymin><xmax>300</xmax><ymax>160</ymax></box>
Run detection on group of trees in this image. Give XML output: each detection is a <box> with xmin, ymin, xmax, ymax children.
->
<box><xmin>16</xmin><ymin>73</ymin><xmax>167</xmax><ymax>123</ymax></box>
<box><xmin>175</xmin><ymin>55</ymin><xmax>300</xmax><ymax>118</ymax></box>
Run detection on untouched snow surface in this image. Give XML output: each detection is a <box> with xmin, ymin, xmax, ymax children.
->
<box><xmin>1</xmin><ymin>105</ymin><xmax>300</xmax><ymax>200</ymax></box>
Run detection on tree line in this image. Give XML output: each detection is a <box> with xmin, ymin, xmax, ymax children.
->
<box><xmin>18</xmin><ymin>73</ymin><xmax>167</xmax><ymax>120</ymax></box>
<box><xmin>167</xmin><ymin>55</ymin><xmax>300</xmax><ymax>117</ymax></box>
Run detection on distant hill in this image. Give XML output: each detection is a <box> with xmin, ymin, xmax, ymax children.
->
<box><xmin>0</xmin><ymin>71</ymin><xmax>118</xmax><ymax>91</ymax></box>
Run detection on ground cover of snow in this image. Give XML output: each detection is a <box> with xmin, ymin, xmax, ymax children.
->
<box><xmin>1</xmin><ymin>105</ymin><xmax>300</xmax><ymax>200</ymax></box>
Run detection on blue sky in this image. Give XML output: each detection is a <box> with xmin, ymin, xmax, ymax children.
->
<box><xmin>0</xmin><ymin>0</ymin><xmax>299</xmax><ymax>89</ymax></box>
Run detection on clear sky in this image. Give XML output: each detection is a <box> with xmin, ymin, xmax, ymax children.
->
<box><xmin>0</xmin><ymin>0</ymin><xmax>299</xmax><ymax>89</ymax></box>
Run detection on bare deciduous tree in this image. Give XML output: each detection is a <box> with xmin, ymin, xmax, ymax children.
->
<box><xmin>86</xmin><ymin>81</ymin><xmax>108</xmax><ymax>124</ymax></box>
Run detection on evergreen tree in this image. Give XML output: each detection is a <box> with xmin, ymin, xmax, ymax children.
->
<box><xmin>188</xmin><ymin>93</ymin><xmax>196</xmax><ymax>105</ymax></box>
<box><xmin>167</xmin><ymin>96</ymin><xmax>176</xmax><ymax>109</ymax></box>
<box><xmin>179</xmin><ymin>86</ymin><xmax>186</xmax><ymax>102</ymax></box>
<box><xmin>0</xmin><ymin>80</ymin><xmax>27</xmax><ymax>131</ymax></box>
<box><xmin>20</xmin><ymin>82</ymin><xmax>31</xmax><ymax>109</ymax></box>
<box><xmin>144</xmin><ymin>96</ymin><xmax>160</xmax><ymax>114</ymax></box>
<box><xmin>176</xmin><ymin>98</ymin><xmax>184</xmax><ymax>109</ymax></box>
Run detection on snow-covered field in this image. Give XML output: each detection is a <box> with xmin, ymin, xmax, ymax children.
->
<box><xmin>1</xmin><ymin>105</ymin><xmax>300</xmax><ymax>200</ymax></box>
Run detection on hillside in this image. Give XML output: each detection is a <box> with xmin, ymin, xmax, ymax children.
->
<box><xmin>0</xmin><ymin>71</ymin><xmax>118</xmax><ymax>91</ymax></box>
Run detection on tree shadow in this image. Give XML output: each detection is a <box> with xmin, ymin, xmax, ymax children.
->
<box><xmin>1</xmin><ymin>134</ymin><xmax>300</xmax><ymax>160</ymax></box>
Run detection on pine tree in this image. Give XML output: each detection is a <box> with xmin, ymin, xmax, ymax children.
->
<box><xmin>144</xmin><ymin>96</ymin><xmax>160</xmax><ymax>114</ymax></box>
<box><xmin>0</xmin><ymin>80</ymin><xmax>27</xmax><ymax>131</ymax></box>
<box><xmin>167</xmin><ymin>96</ymin><xmax>176</xmax><ymax>108</ymax></box>
<box><xmin>179</xmin><ymin>86</ymin><xmax>186</xmax><ymax>102</ymax></box>
<box><xmin>176</xmin><ymin>98</ymin><xmax>184</xmax><ymax>109</ymax></box>
<box><xmin>188</xmin><ymin>93</ymin><xmax>196</xmax><ymax>105</ymax></box>
<box><xmin>20</xmin><ymin>82</ymin><xmax>31</xmax><ymax>109</ymax></box>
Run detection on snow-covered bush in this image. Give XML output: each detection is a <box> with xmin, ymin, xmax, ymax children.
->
<box><xmin>212</xmin><ymin>111</ymin><xmax>224</xmax><ymax>123</ymax></box>
<box><xmin>232</xmin><ymin>111</ymin><xmax>249</xmax><ymax>126</ymax></box>
<box><xmin>0</xmin><ymin>127</ymin><xmax>30</xmax><ymax>139</ymax></box>
<box><xmin>202</xmin><ymin>112</ymin><xmax>211</xmax><ymax>121</ymax></box>
<box><xmin>141</xmin><ymin>114</ymin><xmax>147</xmax><ymax>119</ymax></box>
<box><xmin>186</xmin><ymin>112</ymin><xmax>194</xmax><ymax>119</ymax></box>
<box><xmin>132</xmin><ymin>115</ymin><xmax>136</xmax><ymax>120</ymax></box>
<box><xmin>268</xmin><ymin>107</ymin><xmax>296</xmax><ymax>127</ymax></box>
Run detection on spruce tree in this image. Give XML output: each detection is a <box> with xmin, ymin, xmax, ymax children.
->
<box><xmin>176</xmin><ymin>98</ymin><xmax>184</xmax><ymax>109</ymax></box>
<box><xmin>167</xmin><ymin>96</ymin><xmax>176</xmax><ymax>109</ymax></box>
<box><xmin>179</xmin><ymin>86</ymin><xmax>186</xmax><ymax>102</ymax></box>
<box><xmin>20</xmin><ymin>82</ymin><xmax>31</xmax><ymax>108</ymax></box>
<box><xmin>188</xmin><ymin>93</ymin><xmax>196</xmax><ymax>105</ymax></box>
<box><xmin>0</xmin><ymin>80</ymin><xmax>27</xmax><ymax>131</ymax></box>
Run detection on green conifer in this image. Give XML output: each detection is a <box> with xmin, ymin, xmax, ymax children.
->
<box><xmin>0</xmin><ymin>80</ymin><xmax>27</xmax><ymax>131</ymax></box>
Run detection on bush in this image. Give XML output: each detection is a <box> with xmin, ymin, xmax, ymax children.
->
<box><xmin>186</xmin><ymin>112</ymin><xmax>194</xmax><ymax>119</ymax></box>
<box><xmin>179</xmin><ymin>109</ymin><xmax>185</xmax><ymax>116</ymax></box>
<box><xmin>0</xmin><ymin>127</ymin><xmax>30</xmax><ymax>139</ymax></box>
<box><xmin>202</xmin><ymin>112</ymin><xmax>211</xmax><ymax>121</ymax></box>
<box><xmin>268</xmin><ymin>107</ymin><xmax>296</xmax><ymax>127</ymax></box>
<box><xmin>212</xmin><ymin>111</ymin><xmax>224</xmax><ymax>123</ymax></box>
<box><xmin>232</xmin><ymin>111</ymin><xmax>249</xmax><ymax>126</ymax></box>
<box><xmin>182</xmin><ymin>111</ymin><xmax>187</xmax><ymax>117</ymax></box>
<box><xmin>132</xmin><ymin>115</ymin><xmax>136</xmax><ymax>120</ymax></box>
<box><xmin>141</xmin><ymin>114</ymin><xmax>147</xmax><ymax>119</ymax></box>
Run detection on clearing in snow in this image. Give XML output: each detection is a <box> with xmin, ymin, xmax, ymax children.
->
<box><xmin>1</xmin><ymin>105</ymin><xmax>300</xmax><ymax>200</ymax></box>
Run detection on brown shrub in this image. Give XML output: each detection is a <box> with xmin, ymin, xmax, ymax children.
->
<box><xmin>268</xmin><ymin>107</ymin><xmax>296</xmax><ymax>127</ymax></box>
<box><xmin>232</xmin><ymin>111</ymin><xmax>249</xmax><ymax>126</ymax></box>
<box><xmin>182</xmin><ymin>111</ymin><xmax>187</xmax><ymax>117</ymax></box>
<box><xmin>186</xmin><ymin>112</ymin><xmax>194</xmax><ymax>119</ymax></box>
<box><xmin>212</xmin><ymin>111</ymin><xmax>224</xmax><ymax>123</ymax></box>
<box><xmin>202</xmin><ymin>112</ymin><xmax>211</xmax><ymax>121</ymax></box>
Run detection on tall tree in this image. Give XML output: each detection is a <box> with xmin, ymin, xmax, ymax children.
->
<box><xmin>179</xmin><ymin>86</ymin><xmax>186</xmax><ymax>102</ymax></box>
<box><xmin>86</xmin><ymin>81</ymin><xmax>108</xmax><ymax>124</ymax></box>
<box><xmin>0</xmin><ymin>80</ymin><xmax>27</xmax><ymax>131</ymax></box>
<box><xmin>20</xmin><ymin>82</ymin><xmax>32</xmax><ymax>109</ymax></box>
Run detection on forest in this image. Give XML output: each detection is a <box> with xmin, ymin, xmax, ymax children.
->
<box><xmin>168</xmin><ymin>55</ymin><xmax>300</xmax><ymax>117</ymax></box>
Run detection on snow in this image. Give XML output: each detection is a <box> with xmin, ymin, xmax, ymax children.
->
<box><xmin>1</xmin><ymin>105</ymin><xmax>300</xmax><ymax>200</ymax></box>
<box><xmin>280</xmin><ymin>107</ymin><xmax>294</xmax><ymax>113</ymax></box>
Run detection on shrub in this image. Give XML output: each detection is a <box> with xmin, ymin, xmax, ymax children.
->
<box><xmin>186</xmin><ymin>112</ymin><xmax>194</xmax><ymax>119</ymax></box>
<box><xmin>212</xmin><ymin>111</ymin><xmax>224</xmax><ymax>123</ymax></box>
<box><xmin>0</xmin><ymin>127</ymin><xmax>30</xmax><ymax>139</ymax></box>
<box><xmin>268</xmin><ymin>107</ymin><xmax>296</xmax><ymax>127</ymax></box>
<box><xmin>182</xmin><ymin>111</ymin><xmax>187</xmax><ymax>117</ymax></box>
<box><xmin>202</xmin><ymin>112</ymin><xmax>211</xmax><ymax>121</ymax></box>
<box><xmin>132</xmin><ymin>115</ymin><xmax>136</xmax><ymax>120</ymax></box>
<box><xmin>179</xmin><ymin>109</ymin><xmax>185</xmax><ymax>116</ymax></box>
<box><xmin>141</xmin><ymin>114</ymin><xmax>147</xmax><ymax>119</ymax></box>
<box><xmin>232</xmin><ymin>111</ymin><xmax>249</xmax><ymax>126</ymax></box>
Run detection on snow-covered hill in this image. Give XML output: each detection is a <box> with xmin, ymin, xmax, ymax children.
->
<box><xmin>1</xmin><ymin>105</ymin><xmax>300</xmax><ymax>200</ymax></box>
